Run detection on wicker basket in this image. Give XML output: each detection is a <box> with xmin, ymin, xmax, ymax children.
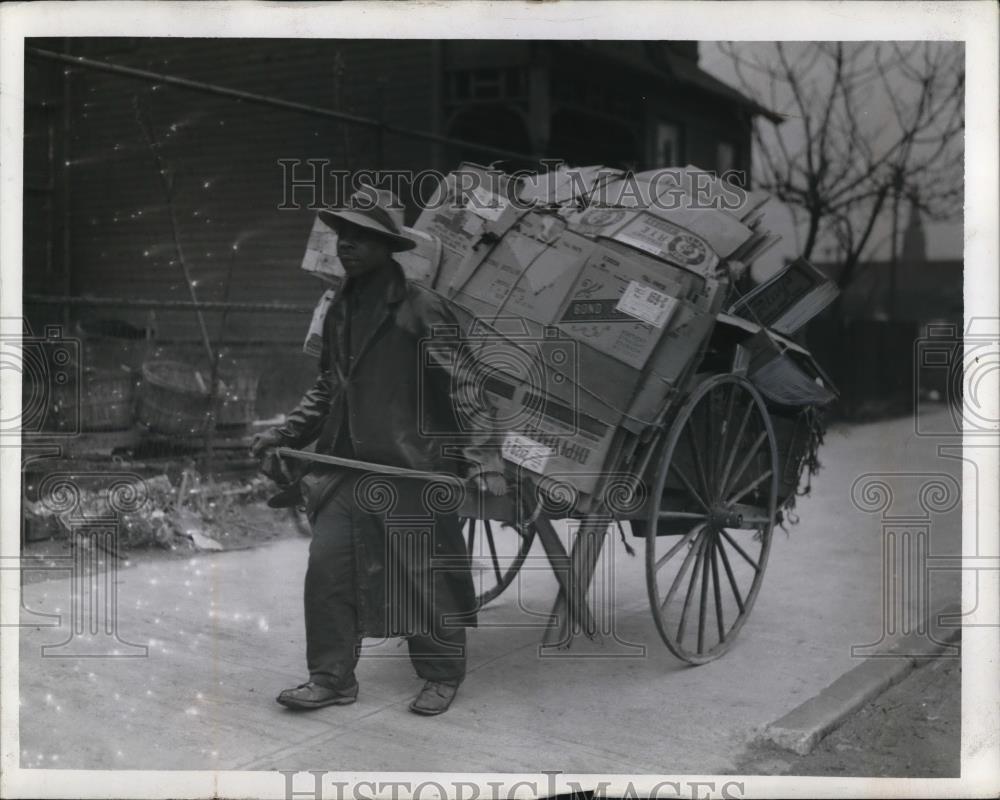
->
<box><xmin>770</xmin><ymin>409</ymin><xmax>812</xmax><ymax>505</ymax></box>
<box><xmin>75</xmin><ymin>318</ymin><xmax>149</xmax><ymax>371</ymax></box>
<box><xmin>137</xmin><ymin>359</ymin><xmax>258</xmax><ymax>435</ymax></box>
<box><xmin>58</xmin><ymin>366</ymin><xmax>136</xmax><ymax>431</ymax></box>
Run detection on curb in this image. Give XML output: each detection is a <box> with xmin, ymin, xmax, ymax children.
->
<box><xmin>759</xmin><ymin>602</ymin><xmax>962</xmax><ymax>755</ymax></box>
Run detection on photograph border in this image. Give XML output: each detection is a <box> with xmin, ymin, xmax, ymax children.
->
<box><xmin>1</xmin><ymin>2</ymin><xmax>997</xmax><ymax>798</ymax></box>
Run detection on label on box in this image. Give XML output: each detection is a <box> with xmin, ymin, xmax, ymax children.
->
<box><xmin>502</xmin><ymin>433</ymin><xmax>553</xmax><ymax>473</ymax></box>
<box><xmin>615</xmin><ymin>281</ymin><xmax>679</xmax><ymax>329</ymax></box>
<box><xmin>612</xmin><ymin>213</ymin><xmax>717</xmax><ymax>273</ymax></box>
<box><xmin>562</xmin><ymin>207</ymin><xmax>630</xmax><ymax>237</ymax></box>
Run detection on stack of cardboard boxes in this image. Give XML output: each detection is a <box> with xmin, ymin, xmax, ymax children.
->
<box><xmin>408</xmin><ymin>164</ymin><xmax>776</xmax><ymax>499</ymax></box>
<box><xmin>299</xmin><ymin>163</ymin><xmax>837</xmax><ymax>505</ymax></box>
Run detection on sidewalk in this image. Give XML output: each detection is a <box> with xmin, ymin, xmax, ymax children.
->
<box><xmin>16</xmin><ymin>411</ymin><xmax>963</xmax><ymax>774</ymax></box>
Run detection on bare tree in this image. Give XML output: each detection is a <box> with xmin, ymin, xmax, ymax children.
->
<box><xmin>720</xmin><ymin>42</ymin><xmax>964</xmax><ymax>290</ymax></box>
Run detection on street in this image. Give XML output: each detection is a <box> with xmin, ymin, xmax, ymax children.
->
<box><xmin>17</xmin><ymin>410</ymin><xmax>963</xmax><ymax>774</ymax></box>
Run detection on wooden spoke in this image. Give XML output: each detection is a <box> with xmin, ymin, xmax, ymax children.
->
<box><xmin>655</xmin><ymin>524</ymin><xmax>702</xmax><ymax>572</ymax></box>
<box><xmin>697</xmin><ymin>534</ymin><xmax>712</xmax><ymax>654</ymax></box>
<box><xmin>660</xmin><ymin>528</ymin><xmax>706</xmax><ymax>613</ymax></box>
<box><xmin>716</xmin><ymin>383</ymin><xmax>738</xmax><ymax>485</ymax></box>
<box><xmin>483</xmin><ymin>519</ymin><xmax>503</xmax><ymax>585</ymax></box>
<box><xmin>719</xmin><ymin>528</ymin><xmax>761</xmax><ymax>572</ymax></box>
<box><xmin>718</xmin><ymin>400</ymin><xmax>755</xmax><ymax>501</ymax></box>
<box><xmin>645</xmin><ymin>374</ymin><xmax>779</xmax><ymax>665</ymax></box>
<box><xmin>727</xmin><ymin>469</ymin><xmax>774</xmax><ymax>507</ymax></box>
<box><xmin>703</xmin><ymin>398</ymin><xmax>716</xmax><ymax>495</ymax></box>
<box><xmin>716</xmin><ymin>537</ymin><xmax>745</xmax><ymax>614</ymax></box>
<box><xmin>674</xmin><ymin>533</ymin><xmax>708</xmax><ymax>640</ymax></box>
<box><xmin>472</xmin><ymin>518</ymin><xmax>536</xmax><ymax>609</ymax></box>
<box><xmin>464</xmin><ymin>518</ymin><xmax>475</xmax><ymax>553</ymax></box>
<box><xmin>711</xmin><ymin>539</ymin><xmax>725</xmax><ymax>642</ymax></box>
<box><xmin>722</xmin><ymin>430</ymin><xmax>769</xmax><ymax>501</ymax></box>
<box><xmin>685</xmin><ymin>422</ymin><xmax>712</xmax><ymax>502</ymax></box>
<box><xmin>669</xmin><ymin>461</ymin><xmax>710</xmax><ymax>511</ymax></box>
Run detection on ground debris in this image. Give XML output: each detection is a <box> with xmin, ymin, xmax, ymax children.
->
<box><xmin>24</xmin><ymin>468</ymin><xmax>280</xmax><ymax>553</ymax></box>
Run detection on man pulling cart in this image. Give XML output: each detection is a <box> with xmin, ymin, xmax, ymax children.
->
<box><xmin>255</xmin><ymin>164</ymin><xmax>838</xmax><ymax>714</ymax></box>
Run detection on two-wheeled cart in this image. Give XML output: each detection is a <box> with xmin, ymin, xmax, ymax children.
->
<box><xmin>455</xmin><ymin>313</ymin><xmax>826</xmax><ymax>664</ymax></box>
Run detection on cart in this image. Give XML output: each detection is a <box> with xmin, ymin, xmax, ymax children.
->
<box><xmin>453</xmin><ymin>312</ymin><xmax>825</xmax><ymax>665</ymax></box>
<box><xmin>294</xmin><ymin>163</ymin><xmax>832</xmax><ymax>664</ymax></box>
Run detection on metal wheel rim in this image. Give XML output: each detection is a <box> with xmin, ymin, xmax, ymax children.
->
<box><xmin>645</xmin><ymin>374</ymin><xmax>779</xmax><ymax>665</ymax></box>
<box><xmin>462</xmin><ymin>517</ymin><xmax>536</xmax><ymax>608</ymax></box>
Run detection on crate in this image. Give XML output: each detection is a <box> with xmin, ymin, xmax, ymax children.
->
<box><xmin>138</xmin><ymin>360</ymin><xmax>258</xmax><ymax>435</ymax></box>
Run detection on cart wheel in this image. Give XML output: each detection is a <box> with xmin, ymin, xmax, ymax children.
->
<box><xmin>461</xmin><ymin>517</ymin><xmax>536</xmax><ymax>608</ymax></box>
<box><xmin>645</xmin><ymin>374</ymin><xmax>778</xmax><ymax>664</ymax></box>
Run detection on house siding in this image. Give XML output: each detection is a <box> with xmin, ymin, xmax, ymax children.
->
<box><xmin>29</xmin><ymin>38</ymin><xmax>438</xmax><ymax>346</ymax></box>
<box><xmin>24</xmin><ymin>39</ymin><xmax>762</xmax><ymax>416</ymax></box>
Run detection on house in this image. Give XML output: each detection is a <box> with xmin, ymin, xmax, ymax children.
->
<box><xmin>23</xmin><ymin>38</ymin><xmax>776</xmax><ymax>415</ymax></box>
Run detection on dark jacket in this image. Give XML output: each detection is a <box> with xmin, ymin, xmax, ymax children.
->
<box><xmin>273</xmin><ymin>261</ymin><xmax>499</xmax><ymax>634</ymax></box>
<box><xmin>275</xmin><ymin>262</ymin><xmax>499</xmax><ymax>496</ymax></box>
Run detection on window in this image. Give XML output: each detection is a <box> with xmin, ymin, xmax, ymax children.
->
<box><xmin>654</xmin><ymin>122</ymin><xmax>682</xmax><ymax>167</ymax></box>
<box><xmin>717</xmin><ymin>141</ymin><xmax>736</xmax><ymax>175</ymax></box>
<box><xmin>446</xmin><ymin>67</ymin><xmax>528</xmax><ymax>103</ymax></box>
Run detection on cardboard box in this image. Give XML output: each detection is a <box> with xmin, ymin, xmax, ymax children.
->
<box><xmin>728</xmin><ymin>257</ymin><xmax>839</xmax><ymax>335</ymax></box>
<box><xmin>560</xmin><ymin>168</ymin><xmax>754</xmax><ymax>258</ymax></box>
<box><xmin>446</xmin><ymin>305</ymin><xmax>632</xmax><ymax>426</ymax></box>
<box><xmin>449</xmin><ymin>215</ymin><xmax>595</xmax><ymax>326</ymax></box>
<box><xmin>302</xmin><ymin>287</ymin><xmax>338</xmax><ymax>357</ymax></box>
<box><xmin>555</xmin><ymin>245</ymin><xmax>692</xmax><ymax>370</ymax></box>
<box><xmin>647</xmin><ymin>205</ymin><xmax>753</xmax><ymax>259</ymax></box>
<box><xmin>448</xmin><ymin>290</ymin><xmax>717</xmax><ymax>434</ymax></box>
<box><xmin>610</xmin><ymin>211</ymin><xmax>720</xmax><ymax>276</ymax></box>
<box><xmin>484</xmin><ymin>371</ymin><xmax>619</xmax><ymax>496</ymax></box>
<box><xmin>300</xmin><ymin>214</ymin><xmax>342</xmax><ymax>284</ymax></box>
<box><xmin>518</xmin><ymin>165</ymin><xmax>623</xmax><ymax>206</ymax></box>
<box><xmin>300</xmin><ymin>214</ymin><xmax>441</xmax><ymax>284</ymax></box>
<box><xmin>412</xmin><ymin>163</ymin><xmax>525</xmax><ymax>290</ymax></box>
<box><xmin>447</xmin><ymin>238</ymin><xmax>723</xmax><ymax>431</ymax></box>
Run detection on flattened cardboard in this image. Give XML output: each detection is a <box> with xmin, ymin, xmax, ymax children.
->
<box><xmin>300</xmin><ymin>214</ymin><xmax>440</xmax><ymax>283</ymax></box>
<box><xmin>413</xmin><ymin>164</ymin><xmax>524</xmax><ymax>290</ymax></box>
<box><xmin>519</xmin><ymin>165</ymin><xmax>623</xmax><ymax>205</ymax></box>
<box><xmin>300</xmin><ymin>214</ymin><xmax>341</xmax><ymax>283</ymax></box>
<box><xmin>556</xmin><ymin>245</ymin><xmax>690</xmax><ymax>369</ymax></box>
<box><xmin>611</xmin><ymin>211</ymin><xmax>719</xmax><ymax>276</ymax></box>
<box><xmin>484</xmin><ymin>373</ymin><xmax>618</xmax><ymax>495</ymax></box>
<box><xmin>411</xmin><ymin>203</ymin><xmax>487</xmax><ymax>290</ymax></box>
<box><xmin>451</xmin><ymin>218</ymin><xmax>596</xmax><ymax>325</ymax></box>
<box><xmin>447</xmin><ymin>303</ymin><xmax>621</xmax><ymax>422</ymax></box>
<box><xmin>647</xmin><ymin>205</ymin><xmax>753</xmax><ymax>258</ymax></box>
<box><xmin>302</xmin><ymin>287</ymin><xmax>338</xmax><ymax>357</ymax></box>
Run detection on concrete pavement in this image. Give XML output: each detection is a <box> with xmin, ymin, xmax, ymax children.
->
<box><xmin>16</xmin><ymin>410</ymin><xmax>963</xmax><ymax>773</ymax></box>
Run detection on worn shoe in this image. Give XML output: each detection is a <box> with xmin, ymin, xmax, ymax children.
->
<box><xmin>408</xmin><ymin>680</ymin><xmax>460</xmax><ymax>716</ymax></box>
<box><xmin>276</xmin><ymin>680</ymin><xmax>358</xmax><ymax>710</ymax></box>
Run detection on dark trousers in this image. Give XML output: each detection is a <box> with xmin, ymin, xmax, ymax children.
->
<box><xmin>304</xmin><ymin>476</ymin><xmax>467</xmax><ymax>689</ymax></box>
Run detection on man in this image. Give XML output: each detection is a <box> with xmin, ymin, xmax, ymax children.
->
<box><xmin>252</xmin><ymin>186</ymin><xmax>503</xmax><ymax>716</ymax></box>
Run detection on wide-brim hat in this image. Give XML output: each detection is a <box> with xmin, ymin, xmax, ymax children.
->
<box><xmin>317</xmin><ymin>185</ymin><xmax>416</xmax><ymax>252</ymax></box>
